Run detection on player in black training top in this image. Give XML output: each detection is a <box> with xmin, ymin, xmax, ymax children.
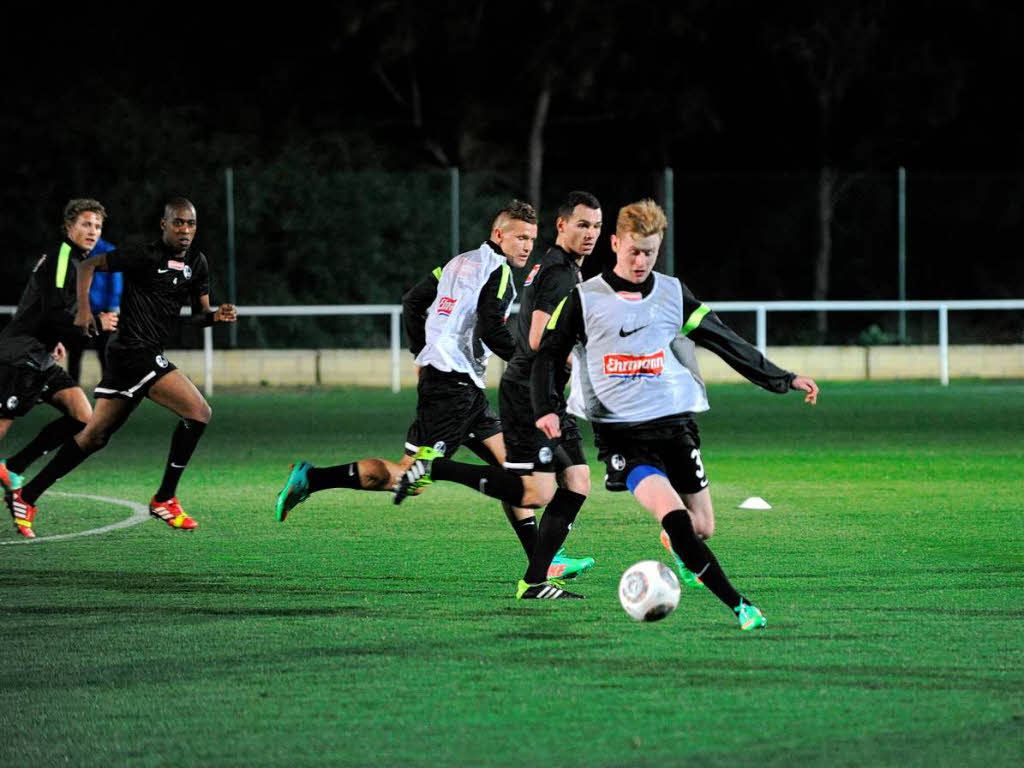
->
<box><xmin>7</xmin><ymin>198</ymin><xmax>237</xmax><ymax>533</ymax></box>
<box><xmin>2</xmin><ymin>199</ymin><xmax>118</xmax><ymax>537</ymax></box>
<box><xmin>497</xmin><ymin>191</ymin><xmax>603</xmax><ymax>593</ymax></box>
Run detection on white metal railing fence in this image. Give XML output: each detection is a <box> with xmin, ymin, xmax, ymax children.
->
<box><xmin>5</xmin><ymin>300</ymin><xmax>1023</xmax><ymax>394</ymax></box>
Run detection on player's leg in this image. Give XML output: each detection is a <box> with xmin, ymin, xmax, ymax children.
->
<box><xmin>10</xmin><ymin>396</ymin><xmax>136</xmax><ymax>536</ymax></box>
<box><xmin>4</xmin><ymin>382</ymin><xmax>90</xmax><ymax>479</ymax></box>
<box><xmin>145</xmin><ymin>370</ymin><xmax>211</xmax><ymax>529</ymax></box>
<box><xmin>630</xmin><ymin>468</ymin><xmax>764</xmax><ymax>629</ymax></box>
<box><xmin>0</xmin><ymin>417</ymin><xmax>17</xmax><ymax>495</ymax></box>
<box><xmin>276</xmin><ymin>365</ymin><xmax>467</xmax><ymax>520</ymax></box>
<box><xmin>535</xmin><ymin>457</ymin><xmax>594</xmax><ymax>582</ymax></box>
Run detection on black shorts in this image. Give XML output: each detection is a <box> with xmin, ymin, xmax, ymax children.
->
<box><xmin>594</xmin><ymin>415</ymin><xmax>709</xmax><ymax>495</ymax></box>
<box><xmin>94</xmin><ymin>342</ymin><xmax>177</xmax><ymax>401</ymax></box>
<box><xmin>405</xmin><ymin>367</ymin><xmax>502</xmax><ymax>458</ymax></box>
<box><xmin>499</xmin><ymin>377</ymin><xmax>585</xmax><ymax>476</ymax></box>
<box><xmin>0</xmin><ymin>362</ymin><xmax>76</xmax><ymax>418</ymax></box>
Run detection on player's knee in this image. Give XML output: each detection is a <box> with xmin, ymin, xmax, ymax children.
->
<box><xmin>565</xmin><ymin>471</ymin><xmax>590</xmax><ymax>497</ymax></box>
<box><xmin>195</xmin><ymin>402</ymin><xmax>213</xmax><ymax>423</ymax></box>
<box><xmin>691</xmin><ymin>514</ymin><xmax>715</xmax><ymax>540</ymax></box>
<box><xmin>78</xmin><ymin>430</ymin><xmax>109</xmax><ymax>453</ymax></box>
<box><xmin>520</xmin><ymin>486</ymin><xmax>554</xmax><ymax>509</ymax></box>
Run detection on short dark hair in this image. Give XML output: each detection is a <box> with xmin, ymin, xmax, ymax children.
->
<box><xmin>556</xmin><ymin>191</ymin><xmax>601</xmax><ymax>223</ymax></box>
<box><xmin>63</xmin><ymin>198</ymin><xmax>106</xmax><ymax>232</ymax></box>
<box><xmin>163</xmin><ymin>196</ymin><xmax>197</xmax><ymax>219</ymax></box>
<box><xmin>493</xmin><ymin>199</ymin><xmax>538</xmax><ymax>229</ymax></box>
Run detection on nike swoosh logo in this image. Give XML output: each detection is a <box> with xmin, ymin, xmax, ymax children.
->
<box><xmin>157</xmin><ymin>269</ymin><xmax>170</xmax><ymax>273</ymax></box>
<box><xmin>478</xmin><ymin>478</ymin><xmax>488</xmax><ymax>494</ymax></box>
<box><xmin>170</xmin><ymin>462</ymin><xmax>186</xmax><ymax>469</ymax></box>
<box><xmin>619</xmin><ymin>325</ymin><xmax>648</xmax><ymax>337</ymax></box>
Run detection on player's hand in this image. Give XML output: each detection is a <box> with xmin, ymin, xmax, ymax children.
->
<box><xmin>51</xmin><ymin>342</ymin><xmax>66</xmax><ymax>363</ymax></box>
<box><xmin>791</xmin><ymin>375</ymin><xmax>819</xmax><ymax>405</ymax></box>
<box><xmin>74</xmin><ymin>309</ymin><xmax>97</xmax><ymax>337</ymax></box>
<box><xmin>213</xmin><ymin>303</ymin><xmax>237</xmax><ymax>323</ymax></box>
<box><xmin>535</xmin><ymin>413</ymin><xmax>561</xmax><ymax>439</ymax></box>
<box><xmin>98</xmin><ymin>312</ymin><xmax>118</xmax><ymax>332</ymax></box>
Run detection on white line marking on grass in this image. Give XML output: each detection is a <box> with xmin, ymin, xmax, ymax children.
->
<box><xmin>0</xmin><ymin>491</ymin><xmax>149</xmax><ymax>546</ymax></box>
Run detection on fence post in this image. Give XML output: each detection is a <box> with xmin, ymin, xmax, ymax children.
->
<box><xmin>664</xmin><ymin>167</ymin><xmax>675</xmax><ymax>276</ymax></box>
<box><xmin>391</xmin><ymin>308</ymin><xmax>401</xmax><ymax>393</ymax></box>
<box><xmin>203</xmin><ymin>325</ymin><xmax>214</xmax><ymax>396</ymax></box>
<box><xmin>450</xmin><ymin>167</ymin><xmax>460</xmax><ymax>259</ymax></box>
<box><xmin>938</xmin><ymin>304</ymin><xmax>949</xmax><ymax>386</ymax></box>
<box><xmin>225</xmin><ymin>167</ymin><xmax>238</xmax><ymax>348</ymax></box>
<box><xmin>756</xmin><ymin>305</ymin><xmax>767</xmax><ymax>354</ymax></box>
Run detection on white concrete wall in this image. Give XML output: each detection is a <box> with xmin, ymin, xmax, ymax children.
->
<box><xmin>70</xmin><ymin>344</ymin><xmax>1024</xmax><ymax>390</ymax></box>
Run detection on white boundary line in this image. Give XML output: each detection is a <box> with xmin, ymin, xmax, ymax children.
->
<box><xmin>0</xmin><ymin>491</ymin><xmax>149</xmax><ymax>546</ymax></box>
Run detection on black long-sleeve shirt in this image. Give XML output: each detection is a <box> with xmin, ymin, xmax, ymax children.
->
<box><xmin>401</xmin><ymin>242</ymin><xmax>517</xmax><ymax>362</ymax></box>
<box><xmin>531</xmin><ymin>269</ymin><xmax>795</xmax><ymax>420</ymax></box>
<box><xmin>0</xmin><ymin>239</ymin><xmax>89</xmax><ymax>368</ymax></box>
<box><xmin>504</xmin><ymin>245</ymin><xmax>581</xmax><ymax>385</ymax></box>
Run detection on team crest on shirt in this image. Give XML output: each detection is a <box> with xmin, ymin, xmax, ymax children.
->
<box><xmin>604</xmin><ymin>350</ymin><xmax>665</xmax><ymax>378</ymax></box>
<box><xmin>155</xmin><ymin>355</ymin><xmax>169</xmax><ymax>369</ymax></box>
<box><xmin>524</xmin><ymin>264</ymin><xmax>541</xmax><ymax>286</ymax></box>
<box><xmin>437</xmin><ymin>297</ymin><xmax>457</xmax><ymax>316</ymax></box>
<box><xmin>166</xmin><ymin>260</ymin><xmax>192</xmax><ymax>279</ymax></box>
<box><xmin>5</xmin><ymin>395</ymin><xmax>18</xmax><ymax>411</ymax></box>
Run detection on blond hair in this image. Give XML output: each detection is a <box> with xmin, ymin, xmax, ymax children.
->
<box><xmin>616</xmin><ymin>199</ymin><xmax>667</xmax><ymax>238</ymax></box>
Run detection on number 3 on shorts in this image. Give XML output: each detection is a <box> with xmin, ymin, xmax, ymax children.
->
<box><xmin>691</xmin><ymin>448</ymin><xmax>708</xmax><ymax>487</ymax></box>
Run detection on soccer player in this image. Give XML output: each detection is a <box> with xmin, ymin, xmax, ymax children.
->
<box><xmin>275</xmin><ymin>201</ymin><xmax>592</xmax><ymax>581</ymax></box>
<box><xmin>532</xmin><ymin>199</ymin><xmax>819</xmax><ymax>629</ymax></box>
<box><xmin>5</xmin><ymin>197</ymin><xmax>237</xmax><ymax>532</ymax></box>
<box><xmin>396</xmin><ymin>191</ymin><xmax>605</xmax><ymax>599</ymax></box>
<box><xmin>2</xmin><ymin>199</ymin><xmax>118</xmax><ymax>537</ymax></box>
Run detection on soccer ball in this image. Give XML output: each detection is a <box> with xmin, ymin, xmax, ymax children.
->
<box><xmin>618</xmin><ymin>560</ymin><xmax>681</xmax><ymax>622</ymax></box>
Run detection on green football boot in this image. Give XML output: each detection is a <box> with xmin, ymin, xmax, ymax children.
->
<box><xmin>276</xmin><ymin>461</ymin><xmax>313</xmax><ymax>522</ymax></box>
<box><xmin>516</xmin><ymin>579</ymin><xmax>584</xmax><ymax>600</ymax></box>
<box><xmin>547</xmin><ymin>547</ymin><xmax>595</xmax><ymax>580</ymax></box>
<box><xmin>0</xmin><ymin>459</ymin><xmax>25</xmax><ymax>493</ymax></box>
<box><xmin>659</xmin><ymin>529</ymin><xmax>706</xmax><ymax>589</ymax></box>
<box><xmin>392</xmin><ymin>446</ymin><xmax>442</xmax><ymax>505</ymax></box>
<box><xmin>735</xmin><ymin>599</ymin><xmax>767</xmax><ymax>631</ymax></box>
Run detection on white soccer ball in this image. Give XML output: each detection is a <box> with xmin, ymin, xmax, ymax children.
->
<box><xmin>618</xmin><ymin>560</ymin><xmax>681</xmax><ymax>622</ymax></box>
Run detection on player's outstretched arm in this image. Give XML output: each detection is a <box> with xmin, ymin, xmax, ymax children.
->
<box><xmin>74</xmin><ymin>254</ymin><xmax>108</xmax><ymax>336</ymax></box>
<box><xmin>191</xmin><ymin>294</ymin><xmax>237</xmax><ymax>325</ymax></box>
<box><xmin>790</xmin><ymin>375</ymin><xmax>819</xmax><ymax>405</ymax></box>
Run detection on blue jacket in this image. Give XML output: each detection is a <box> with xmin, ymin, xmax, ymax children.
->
<box><xmin>88</xmin><ymin>238</ymin><xmax>122</xmax><ymax>312</ymax></box>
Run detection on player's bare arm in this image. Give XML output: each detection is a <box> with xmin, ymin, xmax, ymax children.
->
<box><xmin>194</xmin><ymin>294</ymin><xmax>238</xmax><ymax>324</ymax></box>
<box><xmin>73</xmin><ymin>253</ymin><xmax>109</xmax><ymax>336</ymax></box>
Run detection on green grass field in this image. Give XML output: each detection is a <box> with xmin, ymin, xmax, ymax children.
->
<box><xmin>2</xmin><ymin>380</ymin><xmax>1022</xmax><ymax>767</ymax></box>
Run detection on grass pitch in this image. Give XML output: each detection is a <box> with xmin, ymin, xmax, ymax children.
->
<box><xmin>1</xmin><ymin>380</ymin><xmax>1022</xmax><ymax>767</ymax></box>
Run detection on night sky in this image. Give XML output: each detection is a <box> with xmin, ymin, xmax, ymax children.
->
<box><xmin>3</xmin><ymin>1</ymin><xmax>1023</xmax><ymax>328</ymax></box>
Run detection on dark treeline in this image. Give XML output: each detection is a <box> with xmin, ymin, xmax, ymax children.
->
<box><xmin>2</xmin><ymin>1</ymin><xmax>1022</xmax><ymax>346</ymax></box>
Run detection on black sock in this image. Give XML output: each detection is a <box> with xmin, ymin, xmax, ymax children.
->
<box><xmin>307</xmin><ymin>463</ymin><xmax>362</xmax><ymax>492</ymax></box>
<box><xmin>155</xmin><ymin>419</ymin><xmax>207</xmax><ymax>502</ymax></box>
<box><xmin>431</xmin><ymin>458</ymin><xmax>525</xmax><ymax>505</ymax></box>
<box><xmin>524</xmin><ymin>489</ymin><xmax>586</xmax><ymax>583</ymax></box>
<box><xmin>661</xmin><ymin>509</ymin><xmax>743</xmax><ymax>610</ymax></box>
<box><xmin>6</xmin><ymin>416</ymin><xmax>87</xmax><ymax>474</ymax></box>
<box><xmin>512</xmin><ymin>515</ymin><xmax>537</xmax><ymax>558</ymax></box>
<box><xmin>20</xmin><ymin>440</ymin><xmax>90</xmax><ymax>505</ymax></box>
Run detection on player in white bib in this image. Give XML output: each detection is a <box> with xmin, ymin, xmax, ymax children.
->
<box><xmin>531</xmin><ymin>199</ymin><xmax>819</xmax><ymax>629</ymax></box>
